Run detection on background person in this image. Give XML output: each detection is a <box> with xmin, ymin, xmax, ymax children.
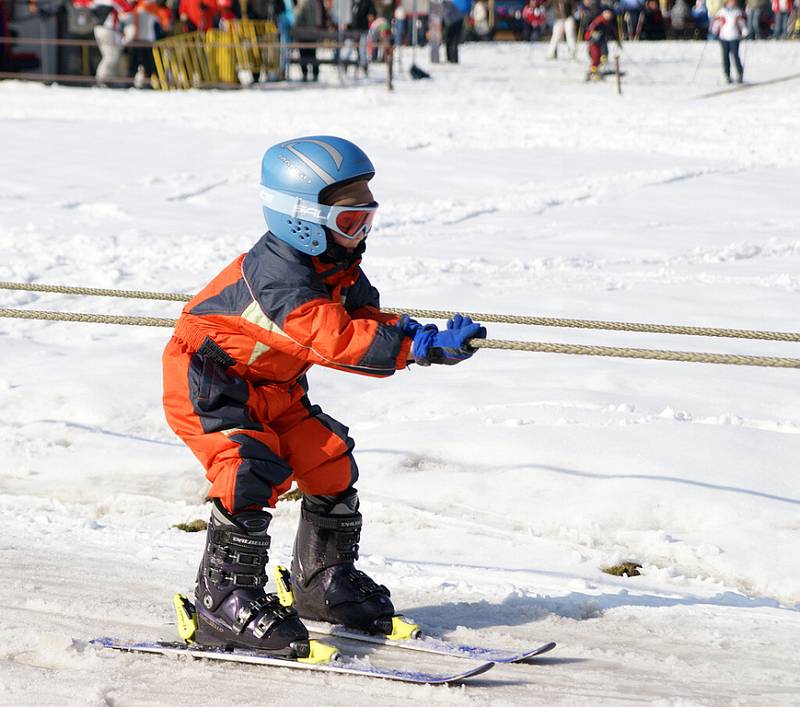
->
<box><xmin>522</xmin><ymin>0</ymin><xmax>547</xmax><ymax>40</ymax></box>
<box><xmin>129</xmin><ymin>0</ymin><xmax>172</xmax><ymax>87</ymax></box>
<box><xmin>692</xmin><ymin>0</ymin><xmax>710</xmax><ymax>36</ymax></box>
<box><xmin>294</xmin><ymin>0</ymin><xmax>327</xmax><ymax>80</ymax></box>
<box><xmin>711</xmin><ymin>0</ymin><xmax>747</xmax><ymax>82</ymax></box>
<box><xmin>584</xmin><ymin>7</ymin><xmax>619</xmax><ymax>79</ymax></box>
<box><xmin>546</xmin><ymin>0</ymin><xmax>577</xmax><ymax>57</ymax></box>
<box><xmin>470</xmin><ymin>0</ymin><xmax>492</xmax><ymax>39</ymax></box>
<box><xmin>745</xmin><ymin>0</ymin><xmax>762</xmax><ymax>37</ymax></box>
<box><xmin>772</xmin><ymin>0</ymin><xmax>791</xmax><ymax>37</ymax></box>
<box><xmin>93</xmin><ymin>0</ymin><xmax>136</xmax><ymax>85</ymax></box>
<box><xmin>637</xmin><ymin>0</ymin><xmax>666</xmax><ymax>38</ymax></box>
<box><xmin>441</xmin><ymin>0</ymin><xmax>469</xmax><ymax>62</ymax></box>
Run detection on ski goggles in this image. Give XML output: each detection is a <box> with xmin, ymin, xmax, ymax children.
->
<box><xmin>261</xmin><ymin>187</ymin><xmax>378</xmax><ymax>241</ymax></box>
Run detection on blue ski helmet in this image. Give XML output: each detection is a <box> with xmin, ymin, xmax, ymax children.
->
<box><xmin>260</xmin><ymin>136</ymin><xmax>375</xmax><ymax>256</ymax></box>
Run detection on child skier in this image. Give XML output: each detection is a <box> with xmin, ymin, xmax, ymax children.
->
<box><xmin>584</xmin><ymin>8</ymin><xmax>621</xmax><ymax>80</ymax></box>
<box><xmin>162</xmin><ymin>136</ymin><xmax>487</xmax><ymax>658</ymax></box>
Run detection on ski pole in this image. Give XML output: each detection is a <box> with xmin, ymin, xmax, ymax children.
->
<box><xmin>691</xmin><ymin>38</ymin><xmax>708</xmax><ymax>84</ymax></box>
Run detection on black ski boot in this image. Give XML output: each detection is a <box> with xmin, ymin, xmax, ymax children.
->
<box><xmin>291</xmin><ymin>489</ymin><xmax>394</xmax><ymax>633</ymax></box>
<box><xmin>194</xmin><ymin>499</ymin><xmax>309</xmax><ymax>656</ymax></box>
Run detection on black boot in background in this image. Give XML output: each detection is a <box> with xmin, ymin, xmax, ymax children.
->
<box><xmin>291</xmin><ymin>489</ymin><xmax>394</xmax><ymax>633</ymax></box>
<box><xmin>195</xmin><ymin>499</ymin><xmax>309</xmax><ymax>655</ymax></box>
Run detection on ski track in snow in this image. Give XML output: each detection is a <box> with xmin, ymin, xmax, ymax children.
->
<box><xmin>2</xmin><ymin>41</ymin><xmax>800</xmax><ymax>705</ymax></box>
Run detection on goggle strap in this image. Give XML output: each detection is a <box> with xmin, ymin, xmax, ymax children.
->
<box><xmin>260</xmin><ymin>187</ymin><xmax>331</xmax><ymax>226</ymax></box>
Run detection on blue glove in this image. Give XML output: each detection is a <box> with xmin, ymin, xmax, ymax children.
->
<box><xmin>411</xmin><ymin>314</ymin><xmax>487</xmax><ymax>366</ymax></box>
<box><xmin>396</xmin><ymin>314</ymin><xmax>436</xmax><ymax>338</ymax></box>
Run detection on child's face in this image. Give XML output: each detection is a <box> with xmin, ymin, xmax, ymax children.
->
<box><xmin>324</xmin><ymin>179</ymin><xmax>376</xmax><ymax>250</ymax></box>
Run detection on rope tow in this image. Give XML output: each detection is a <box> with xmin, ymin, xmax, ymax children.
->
<box><xmin>1</xmin><ymin>282</ymin><xmax>799</xmax><ymax>369</ymax></box>
<box><xmin>2</xmin><ymin>281</ymin><xmax>798</xmax><ymax>342</ymax></box>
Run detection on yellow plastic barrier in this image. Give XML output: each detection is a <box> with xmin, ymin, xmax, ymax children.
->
<box><xmin>228</xmin><ymin>20</ymin><xmax>280</xmax><ymax>81</ymax></box>
<box><xmin>152</xmin><ymin>21</ymin><xmax>278</xmax><ymax>91</ymax></box>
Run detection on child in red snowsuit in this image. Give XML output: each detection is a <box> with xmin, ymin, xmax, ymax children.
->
<box><xmin>585</xmin><ymin>8</ymin><xmax>620</xmax><ymax>78</ymax></box>
<box><xmin>161</xmin><ymin>136</ymin><xmax>486</xmax><ymax>658</ymax></box>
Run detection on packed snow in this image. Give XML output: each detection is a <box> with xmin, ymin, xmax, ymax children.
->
<box><xmin>1</xmin><ymin>40</ymin><xmax>800</xmax><ymax>705</ymax></box>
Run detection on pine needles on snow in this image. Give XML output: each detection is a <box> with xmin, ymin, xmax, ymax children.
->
<box><xmin>602</xmin><ymin>562</ymin><xmax>642</xmax><ymax>577</ymax></box>
<box><xmin>172</xmin><ymin>519</ymin><xmax>208</xmax><ymax>533</ymax></box>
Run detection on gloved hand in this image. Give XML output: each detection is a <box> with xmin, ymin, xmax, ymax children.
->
<box><xmin>396</xmin><ymin>314</ymin><xmax>437</xmax><ymax>338</ymax></box>
<box><xmin>411</xmin><ymin>314</ymin><xmax>487</xmax><ymax>366</ymax></box>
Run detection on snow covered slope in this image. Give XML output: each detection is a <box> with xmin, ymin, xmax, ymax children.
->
<box><xmin>1</xmin><ymin>41</ymin><xmax>799</xmax><ymax>705</ymax></box>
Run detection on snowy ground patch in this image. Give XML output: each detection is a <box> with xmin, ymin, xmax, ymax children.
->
<box><xmin>1</xmin><ymin>41</ymin><xmax>800</xmax><ymax>705</ymax></box>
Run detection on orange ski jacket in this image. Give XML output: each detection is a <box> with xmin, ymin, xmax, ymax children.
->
<box><xmin>170</xmin><ymin>232</ymin><xmax>413</xmax><ymax>387</ymax></box>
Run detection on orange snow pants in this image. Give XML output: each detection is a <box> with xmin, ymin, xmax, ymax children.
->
<box><xmin>162</xmin><ymin>337</ymin><xmax>358</xmax><ymax>514</ymax></box>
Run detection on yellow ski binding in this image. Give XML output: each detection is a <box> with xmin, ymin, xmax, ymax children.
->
<box><xmin>387</xmin><ymin>615</ymin><xmax>421</xmax><ymax>641</ymax></box>
<box><xmin>274</xmin><ymin>565</ymin><xmax>295</xmax><ymax>607</ymax></box>
<box><xmin>299</xmin><ymin>639</ymin><xmax>339</xmax><ymax>665</ymax></box>
<box><xmin>173</xmin><ymin>593</ymin><xmax>198</xmax><ymax>644</ymax></box>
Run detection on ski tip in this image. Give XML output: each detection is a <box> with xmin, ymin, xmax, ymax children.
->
<box><xmin>446</xmin><ymin>660</ymin><xmax>495</xmax><ymax>683</ymax></box>
<box><xmin>514</xmin><ymin>641</ymin><xmax>557</xmax><ymax>663</ymax></box>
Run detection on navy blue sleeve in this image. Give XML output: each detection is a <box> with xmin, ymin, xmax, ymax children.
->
<box><xmin>343</xmin><ymin>267</ymin><xmax>381</xmax><ymax>314</ymax></box>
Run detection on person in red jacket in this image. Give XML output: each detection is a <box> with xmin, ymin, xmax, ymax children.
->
<box><xmin>522</xmin><ymin>0</ymin><xmax>547</xmax><ymax>40</ymax></box>
<box><xmin>162</xmin><ymin>136</ymin><xmax>486</xmax><ymax>658</ymax></box>
<box><xmin>178</xmin><ymin>0</ymin><xmax>219</xmax><ymax>30</ymax></box>
<box><xmin>771</xmin><ymin>0</ymin><xmax>792</xmax><ymax>37</ymax></box>
<box><xmin>584</xmin><ymin>7</ymin><xmax>620</xmax><ymax>79</ymax></box>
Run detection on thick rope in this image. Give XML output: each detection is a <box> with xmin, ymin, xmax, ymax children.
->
<box><xmin>2</xmin><ymin>307</ymin><xmax>799</xmax><ymax>369</ymax></box>
<box><xmin>0</xmin><ymin>308</ymin><xmax>177</xmax><ymax>328</ymax></box>
<box><xmin>472</xmin><ymin>339</ymin><xmax>800</xmax><ymax>369</ymax></box>
<box><xmin>0</xmin><ymin>282</ymin><xmax>192</xmax><ymax>302</ymax></box>
<box><xmin>384</xmin><ymin>308</ymin><xmax>800</xmax><ymax>343</ymax></box>
<box><xmin>2</xmin><ymin>281</ymin><xmax>798</xmax><ymax>343</ymax></box>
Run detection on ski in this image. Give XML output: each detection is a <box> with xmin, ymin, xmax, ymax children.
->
<box><xmin>304</xmin><ymin>619</ymin><xmax>557</xmax><ymax>664</ymax></box>
<box><xmin>90</xmin><ymin>637</ymin><xmax>495</xmax><ymax>685</ymax></box>
<box><xmin>271</xmin><ymin>566</ymin><xmax>556</xmax><ymax>664</ymax></box>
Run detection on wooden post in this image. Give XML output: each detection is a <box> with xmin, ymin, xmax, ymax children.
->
<box><xmin>385</xmin><ymin>42</ymin><xmax>394</xmax><ymax>92</ymax></box>
<box><xmin>615</xmin><ymin>55</ymin><xmax>622</xmax><ymax>95</ymax></box>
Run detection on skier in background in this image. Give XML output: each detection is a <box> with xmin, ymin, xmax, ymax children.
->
<box><xmin>711</xmin><ymin>0</ymin><xmax>747</xmax><ymax>83</ymax></box>
<box><xmin>584</xmin><ymin>7</ymin><xmax>619</xmax><ymax>80</ymax></box>
<box><xmin>162</xmin><ymin>136</ymin><xmax>487</xmax><ymax>657</ymax></box>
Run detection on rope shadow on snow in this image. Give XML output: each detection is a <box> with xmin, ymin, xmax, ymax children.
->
<box><xmin>33</xmin><ymin>419</ymin><xmax>182</xmax><ymax>447</ymax></box>
<box><xmin>358</xmin><ymin>450</ymin><xmax>800</xmax><ymax>507</ymax></box>
<box><xmin>506</xmin><ymin>463</ymin><xmax>800</xmax><ymax>507</ymax></box>
<box><xmin>404</xmin><ymin>588</ymin><xmax>796</xmax><ymax>634</ymax></box>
